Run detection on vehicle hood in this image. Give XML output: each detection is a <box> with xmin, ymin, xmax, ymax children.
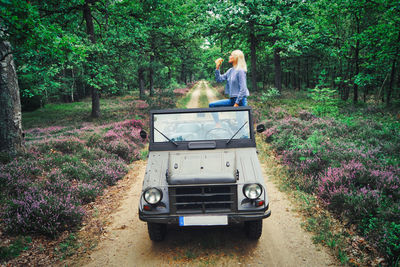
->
<box><xmin>167</xmin><ymin>150</ymin><xmax>237</xmax><ymax>185</ymax></box>
<box><xmin>142</xmin><ymin>148</ymin><xmax>263</xmax><ymax>187</ymax></box>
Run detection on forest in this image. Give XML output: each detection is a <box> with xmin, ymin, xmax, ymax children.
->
<box><xmin>1</xmin><ymin>0</ymin><xmax>399</xmax><ymax>112</ymax></box>
<box><xmin>0</xmin><ymin>0</ymin><xmax>399</xmax><ymax>265</ymax></box>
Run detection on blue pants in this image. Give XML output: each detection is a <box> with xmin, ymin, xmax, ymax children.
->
<box><xmin>209</xmin><ymin>97</ymin><xmax>247</xmax><ymax>123</ymax></box>
<box><xmin>209</xmin><ymin>97</ymin><xmax>247</xmax><ymax>108</ymax></box>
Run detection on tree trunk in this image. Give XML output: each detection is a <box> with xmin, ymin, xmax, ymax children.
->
<box><xmin>353</xmin><ymin>13</ymin><xmax>360</xmax><ymax>104</ymax></box>
<box><xmin>387</xmin><ymin>57</ymin><xmax>397</xmax><ymax>106</ymax></box>
<box><xmin>284</xmin><ymin>70</ymin><xmax>288</xmax><ymax>89</ymax></box>
<box><xmin>0</xmin><ymin>41</ymin><xmax>24</xmax><ymax>156</ymax></box>
<box><xmin>168</xmin><ymin>67</ymin><xmax>172</xmax><ymax>80</ymax></box>
<box><xmin>83</xmin><ymin>1</ymin><xmax>100</xmax><ymax>118</ymax></box>
<box><xmin>353</xmin><ymin>42</ymin><xmax>360</xmax><ymax>104</ymax></box>
<box><xmin>342</xmin><ymin>59</ymin><xmax>351</xmax><ymax>101</ymax></box>
<box><xmin>249</xmin><ymin>22</ymin><xmax>258</xmax><ymax>91</ymax></box>
<box><xmin>149</xmin><ymin>54</ymin><xmax>154</xmax><ymax>97</ymax></box>
<box><xmin>297</xmin><ymin>59</ymin><xmax>301</xmax><ymax>90</ymax></box>
<box><xmin>138</xmin><ymin>67</ymin><xmax>145</xmax><ymax>99</ymax></box>
<box><xmin>274</xmin><ymin>47</ymin><xmax>282</xmax><ymax>92</ymax></box>
<box><xmin>386</xmin><ymin>31</ymin><xmax>400</xmax><ymax>106</ymax></box>
<box><xmin>306</xmin><ymin>58</ymin><xmax>310</xmax><ymax>89</ymax></box>
<box><xmin>180</xmin><ymin>62</ymin><xmax>185</xmax><ymax>84</ymax></box>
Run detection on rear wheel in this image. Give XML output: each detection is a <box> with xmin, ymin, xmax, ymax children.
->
<box><xmin>245</xmin><ymin>220</ymin><xmax>262</xmax><ymax>240</ymax></box>
<box><xmin>147</xmin><ymin>222</ymin><xmax>167</xmax><ymax>241</ymax></box>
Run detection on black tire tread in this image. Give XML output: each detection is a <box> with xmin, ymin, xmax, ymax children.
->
<box><xmin>147</xmin><ymin>222</ymin><xmax>167</xmax><ymax>241</ymax></box>
<box><xmin>245</xmin><ymin>220</ymin><xmax>262</xmax><ymax>240</ymax></box>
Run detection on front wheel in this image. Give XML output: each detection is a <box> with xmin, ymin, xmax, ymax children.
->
<box><xmin>245</xmin><ymin>220</ymin><xmax>262</xmax><ymax>240</ymax></box>
<box><xmin>147</xmin><ymin>222</ymin><xmax>167</xmax><ymax>241</ymax></box>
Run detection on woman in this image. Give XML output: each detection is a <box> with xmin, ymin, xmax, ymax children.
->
<box><xmin>209</xmin><ymin>49</ymin><xmax>249</xmax><ymax>108</ymax></box>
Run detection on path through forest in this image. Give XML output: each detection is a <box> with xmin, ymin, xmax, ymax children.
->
<box><xmin>78</xmin><ymin>81</ymin><xmax>338</xmax><ymax>267</ymax></box>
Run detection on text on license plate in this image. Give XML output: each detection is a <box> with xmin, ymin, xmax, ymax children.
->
<box><xmin>179</xmin><ymin>215</ymin><xmax>228</xmax><ymax>226</ymax></box>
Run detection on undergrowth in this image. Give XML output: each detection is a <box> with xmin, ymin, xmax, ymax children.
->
<box><xmin>252</xmin><ymin>90</ymin><xmax>400</xmax><ymax>265</ymax></box>
<box><xmin>0</xmin><ymin>82</ymin><xmax>194</xmax><ymax>263</ymax></box>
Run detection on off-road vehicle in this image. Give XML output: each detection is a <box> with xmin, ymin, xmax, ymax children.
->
<box><xmin>139</xmin><ymin>106</ymin><xmax>270</xmax><ymax>241</ymax></box>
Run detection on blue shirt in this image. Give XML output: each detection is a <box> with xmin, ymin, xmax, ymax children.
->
<box><xmin>215</xmin><ymin>68</ymin><xmax>249</xmax><ymax>104</ymax></box>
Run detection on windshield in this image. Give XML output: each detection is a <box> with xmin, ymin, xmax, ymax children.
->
<box><xmin>153</xmin><ymin>110</ymin><xmax>250</xmax><ymax>142</ymax></box>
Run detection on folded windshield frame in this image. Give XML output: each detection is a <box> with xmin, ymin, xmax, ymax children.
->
<box><xmin>149</xmin><ymin>106</ymin><xmax>256</xmax><ymax>151</ymax></box>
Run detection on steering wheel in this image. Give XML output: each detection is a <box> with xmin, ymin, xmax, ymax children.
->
<box><xmin>205</xmin><ymin>127</ymin><xmax>232</xmax><ymax>140</ymax></box>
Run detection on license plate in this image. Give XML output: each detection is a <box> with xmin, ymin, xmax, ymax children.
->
<box><xmin>179</xmin><ymin>215</ymin><xmax>228</xmax><ymax>226</ymax></box>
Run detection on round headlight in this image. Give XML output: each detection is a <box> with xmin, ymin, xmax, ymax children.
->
<box><xmin>144</xmin><ymin>188</ymin><xmax>162</xmax><ymax>204</ymax></box>
<box><xmin>243</xmin><ymin>184</ymin><xmax>262</xmax><ymax>200</ymax></box>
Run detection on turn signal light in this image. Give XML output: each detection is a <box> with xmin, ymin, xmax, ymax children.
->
<box><xmin>255</xmin><ymin>200</ymin><xmax>264</xmax><ymax>207</ymax></box>
<box><xmin>144</xmin><ymin>205</ymin><xmax>152</xmax><ymax>211</ymax></box>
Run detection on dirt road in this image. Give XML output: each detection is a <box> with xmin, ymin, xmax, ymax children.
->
<box><xmin>79</xmin><ymin>81</ymin><xmax>338</xmax><ymax>267</ymax></box>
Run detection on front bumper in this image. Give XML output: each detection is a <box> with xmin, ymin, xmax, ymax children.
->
<box><xmin>139</xmin><ymin>209</ymin><xmax>271</xmax><ymax>224</ymax></box>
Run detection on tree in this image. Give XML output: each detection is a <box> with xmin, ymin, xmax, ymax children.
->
<box><xmin>0</xmin><ymin>40</ymin><xmax>24</xmax><ymax>156</ymax></box>
<box><xmin>83</xmin><ymin>0</ymin><xmax>100</xmax><ymax>117</ymax></box>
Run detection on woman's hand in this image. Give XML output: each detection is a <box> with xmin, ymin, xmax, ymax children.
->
<box><xmin>234</xmin><ymin>103</ymin><xmax>239</xmax><ymax>107</ymax></box>
<box><xmin>215</xmin><ymin>58</ymin><xmax>223</xmax><ymax>70</ymax></box>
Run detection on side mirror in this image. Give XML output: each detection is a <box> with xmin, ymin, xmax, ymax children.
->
<box><xmin>140</xmin><ymin>129</ymin><xmax>147</xmax><ymax>139</ymax></box>
<box><xmin>256</xmin><ymin>124</ymin><xmax>266</xmax><ymax>133</ymax></box>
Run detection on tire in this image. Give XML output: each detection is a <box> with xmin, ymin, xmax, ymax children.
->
<box><xmin>245</xmin><ymin>220</ymin><xmax>262</xmax><ymax>240</ymax></box>
<box><xmin>147</xmin><ymin>222</ymin><xmax>167</xmax><ymax>241</ymax></box>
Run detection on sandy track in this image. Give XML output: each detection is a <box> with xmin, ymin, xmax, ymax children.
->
<box><xmin>186</xmin><ymin>82</ymin><xmax>203</xmax><ymax>108</ymax></box>
<box><xmin>79</xmin><ymin>81</ymin><xmax>338</xmax><ymax>267</ymax></box>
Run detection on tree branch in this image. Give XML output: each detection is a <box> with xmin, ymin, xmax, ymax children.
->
<box><xmin>39</xmin><ymin>5</ymin><xmax>84</xmax><ymax>17</ymax></box>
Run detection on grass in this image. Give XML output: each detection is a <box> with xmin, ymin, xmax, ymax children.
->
<box><xmin>176</xmin><ymin>91</ymin><xmax>193</xmax><ymax>109</ymax></box>
<box><xmin>198</xmin><ymin>83</ymin><xmax>209</xmax><ymax>108</ymax></box>
<box><xmin>0</xmin><ymin>236</ymin><xmax>32</xmax><ymax>262</ymax></box>
<box><xmin>55</xmin><ymin>233</ymin><xmax>81</xmax><ymax>261</ymax></box>
<box><xmin>176</xmin><ymin>86</ymin><xmax>194</xmax><ymax>109</ymax></box>
<box><xmin>22</xmin><ymin>96</ymin><xmax>142</xmax><ymax>129</ymax></box>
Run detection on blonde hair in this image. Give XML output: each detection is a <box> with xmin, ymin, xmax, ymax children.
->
<box><xmin>232</xmin><ymin>50</ymin><xmax>247</xmax><ymax>72</ymax></box>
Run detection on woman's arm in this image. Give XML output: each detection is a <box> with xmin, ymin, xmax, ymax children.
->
<box><xmin>235</xmin><ymin>70</ymin><xmax>247</xmax><ymax>105</ymax></box>
<box><xmin>215</xmin><ymin>69</ymin><xmax>230</xmax><ymax>83</ymax></box>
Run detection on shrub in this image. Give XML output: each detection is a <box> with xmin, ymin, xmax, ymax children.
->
<box><xmin>86</xmin><ymin>133</ymin><xmax>103</xmax><ymax>148</ymax></box>
<box><xmin>260</xmin><ymin>88</ymin><xmax>280</xmax><ymax>104</ymax></box>
<box><xmin>100</xmin><ymin>140</ymin><xmax>131</xmax><ymax>161</ymax></box>
<box><xmin>1</xmin><ymin>113</ymin><xmax>147</xmax><ymax>239</ymax></box>
<box><xmin>41</xmin><ymin>154</ymin><xmax>80</xmax><ymax>171</ymax></box>
<box><xmin>44</xmin><ymin>173</ymin><xmax>75</xmax><ymax>196</ymax></box>
<box><xmin>380</xmin><ymin>222</ymin><xmax>400</xmax><ymax>261</ymax></box>
<box><xmin>254</xmin><ymin>100</ymin><xmax>400</xmax><ymax>263</ymax></box>
<box><xmin>298</xmin><ymin>110</ymin><xmax>316</xmax><ymax>121</ymax></box>
<box><xmin>60</xmin><ymin>161</ymin><xmax>91</xmax><ymax>181</ymax></box>
<box><xmin>78</xmin><ymin>147</ymin><xmax>109</xmax><ymax>161</ymax></box>
<box><xmin>76</xmin><ymin>182</ymin><xmax>102</xmax><ymax>204</ymax></box>
<box><xmin>89</xmin><ymin>158</ymin><xmax>127</xmax><ymax>186</ymax></box>
<box><xmin>308</xmin><ymin>86</ymin><xmax>339</xmax><ymax>117</ymax></box>
<box><xmin>3</xmin><ymin>187</ymin><xmax>85</xmax><ymax>237</ymax></box>
<box><xmin>0</xmin><ymin>159</ymin><xmax>41</xmax><ymax>197</ymax></box>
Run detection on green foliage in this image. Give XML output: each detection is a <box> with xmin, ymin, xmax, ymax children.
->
<box><xmin>177</xmin><ymin>90</ymin><xmax>193</xmax><ymax>109</ymax></box>
<box><xmin>55</xmin><ymin>233</ymin><xmax>81</xmax><ymax>260</ymax></box>
<box><xmin>199</xmin><ymin>83</ymin><xmax>209</xmax><ymax>108</ymax></box>
<box><xmin>76</xmin><ymin>183</ymin><xmax>102</xmax><ymax>204</ymax></box>
<box><xmin>260</xmin><ymin>88</ymin><xmax>281</xmax><ymax>103</ymax></box>
<box><xmin>308</xmin><ymin>87</ymin><xmax>339</xmax><ymax>117</ymax></box>
<box><xmin>0</xmin><ymin>236</ymin><xmax>32</xmax><ymax>262</ymax></box>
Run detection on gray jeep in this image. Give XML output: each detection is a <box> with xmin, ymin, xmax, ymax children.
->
<box><xmin>138</xmin><ymin>106</ymin><xmax>270</xmax><ymax>241</ymax></box>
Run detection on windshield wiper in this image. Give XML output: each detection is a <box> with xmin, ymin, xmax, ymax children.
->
<box><xmin>226</xmin><ymin>121</ymin><xmax>248</xmax><ymax>145</ymax></box>
<box><xmin>154</xmin><ymin>127</ymin><xmax>178</xmax><ymax>146</ymax></box>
